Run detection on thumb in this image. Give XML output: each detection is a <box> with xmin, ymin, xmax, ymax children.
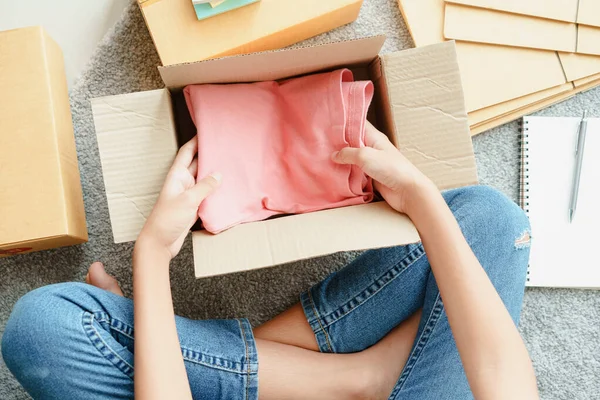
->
<box><xmin>332</xmin><ymin>147</ymin><xmax>375</xmax><ymax>168</ymax></box>
<box><xmin>188</xmin><ymin>173</ymin><xmax>222</xmax><ymax>205</ymax></box>
<box><xmin>331</xmin><ymin>147</ymin><xmax>362</xmax><ymax>165</ymax></box>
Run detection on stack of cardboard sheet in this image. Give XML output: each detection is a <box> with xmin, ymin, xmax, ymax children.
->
<box><xmin>398</xmin><ymin>0</ymin><xmax>600</xmax><ymax>136</ymax></box>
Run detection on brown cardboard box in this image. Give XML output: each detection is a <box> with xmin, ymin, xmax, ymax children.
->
<box><xmin>138</xmin><ymin>0</ymin><xmax>364</xmax><ymax>66</ymax></box>
<box><xmin>0</xmin><ymin>27</ymin><xmax>87</xmax><ymax>257</ymax></box>
<box><xmin>91</xmin><ymin>39</ymin><xmax>478</xmax><ymax>278</ymax></box>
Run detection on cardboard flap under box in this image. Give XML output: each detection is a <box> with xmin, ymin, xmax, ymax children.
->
<box><xmin>92</xmin><ymin>38</ymin><xmax>477</xmax><ymax>278</ymax></box>
<box><xmin>0</xmin><ymin>26</ymin><xmax>87</xmax><ymax>256</ymax></box>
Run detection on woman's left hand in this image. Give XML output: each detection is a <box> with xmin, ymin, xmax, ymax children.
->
<box><xmin>137</xmin><ymin>136</ymin><xmax>221</xmax><ymax>260</ymax></box>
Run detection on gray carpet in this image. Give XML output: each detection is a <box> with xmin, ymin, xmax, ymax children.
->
<box><xmin>1</xmin><ymin>1</ymin><xmax>599</xmax><ymax>399</ymax></box>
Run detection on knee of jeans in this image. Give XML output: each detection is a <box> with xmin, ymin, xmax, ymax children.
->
<box><xmin>1</xmin><ymin>283</ymin><xmax>88</xmax><ymax>376</ymax></box>
<box><xmin>448</xmin><ymin>185</ymin><xmax>530</xmax><ymax>238</ymax></box>
<box><xmin>447</xmin><ymin>185</ymin><xmax>531</xmax><ymax>266</ymax></box>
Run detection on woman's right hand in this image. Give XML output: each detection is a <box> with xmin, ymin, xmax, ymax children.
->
<box><xmin>331</xmin><ymin>121</ymin><xmax>437</xmax><ymax>215</ymax></box>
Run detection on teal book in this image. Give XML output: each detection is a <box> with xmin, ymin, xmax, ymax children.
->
<box><xmin>193</xmin><ymin>0</ymin><xmax>260</xmax><ymax>21</ymax></box>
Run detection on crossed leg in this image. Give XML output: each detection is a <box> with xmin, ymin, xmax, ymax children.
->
<box><xmin>2</xmin><ymin>186</ymin><xmax>530</xmax><ymax>400</ymax></box>
<box><xmin>84</xmin><ymin>261</ymin><xmax>420</xmax><ymax>400</ymax></box>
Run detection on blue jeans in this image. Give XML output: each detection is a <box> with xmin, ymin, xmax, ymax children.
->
<box><xmin>2</xmin><ymin>186</ymin><xmax>531</xmax><ymax>400</ymax></box>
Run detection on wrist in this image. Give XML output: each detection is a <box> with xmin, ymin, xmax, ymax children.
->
<box><xmin>403</xmin><ymin>179</ymin><xmax>443</xmax><ymax>218</ymax></box>
<box><xmin>134</xmin><ymin>233</ymin><xmax>172</xmax><ymax>265</ymax></box>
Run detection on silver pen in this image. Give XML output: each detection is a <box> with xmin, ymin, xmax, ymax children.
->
<box><xmin>569</xmin><ymin>110</ymin><xmax>589</xmax><ymax>223</ymax></box>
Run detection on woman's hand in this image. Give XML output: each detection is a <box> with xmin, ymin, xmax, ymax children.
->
<box><xmin>332</xmin><ymin>122</ymin><xmax>436</xmax><ymax>215</ymax></box>
<box><xmin>137</xmin><ymin>137</ymin><xmax>221</xmax><ymax>260</ymax></box>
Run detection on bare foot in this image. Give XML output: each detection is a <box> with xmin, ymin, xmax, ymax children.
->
<box><xmin>85</xmin><ymin>262</ymin><xmax>124</xmax><ymax>297</ymax></box>
<box><xmin>355</xmin><ymin>311</ymin><xmax>422</xmax><ymax>399</ymax></box>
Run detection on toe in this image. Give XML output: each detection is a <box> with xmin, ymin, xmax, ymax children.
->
<box><xmin>87</xmin><ymin>262</ymin><xmax>123</xmax><ymax>297</ymax></box>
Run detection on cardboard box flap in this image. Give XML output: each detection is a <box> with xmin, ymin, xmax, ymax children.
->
<box><xmin>192</xmin><ymin>202</ymin><xmax>419</xmax><ymax>278</ymax></box>
<box><xmin>91</xmin><ymin>89</ymin><xmax>178</xmax><ymax>243</ymax></box>
<box><xmin>159</xmin><ymin>35</ymin><xmax>386</xmax><ymax>88</ymax></box>
<box><xmin>381</xmin><ymin>41</ymin><xmax>478</xmax><ymax>189</ymax></box>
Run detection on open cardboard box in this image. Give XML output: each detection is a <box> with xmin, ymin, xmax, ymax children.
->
<box><xmin>91</xmin><ymin>38</ymin><xmax>478</xmax><ymax>278</ymax></box>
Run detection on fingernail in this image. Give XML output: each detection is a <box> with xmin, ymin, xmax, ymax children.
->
<box><xmin>210</xmin><ymin>172</ymin><xmax>222</xmax><ymax>183</ymax></box>
<box><xmin>331</xmin><ymin>151</ymin><xmax>339</xmax><ymax>160</ymax></box>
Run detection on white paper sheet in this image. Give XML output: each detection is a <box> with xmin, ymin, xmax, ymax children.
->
<box><xmin>524</xmin><ymin>116</ymin><xmax>600</xmax><ymax>288</ymax></box>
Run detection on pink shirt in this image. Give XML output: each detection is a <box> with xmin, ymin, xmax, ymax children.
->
<box><xmin>184</xmin><ymin>69</ymin><xmax>374</xmax><ymax>234</ymax></box>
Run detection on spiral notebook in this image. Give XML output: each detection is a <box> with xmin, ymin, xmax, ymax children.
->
<box><xmin>521</xmin><ymin>116</ymin><xmax>600</xmax><ymax>288</ymax></box>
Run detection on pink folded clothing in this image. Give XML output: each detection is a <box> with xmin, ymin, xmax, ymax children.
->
<box><xmin>184</xmin><ymin>68</ymin><xmax>375</xmax><ymax>234</ymax></box>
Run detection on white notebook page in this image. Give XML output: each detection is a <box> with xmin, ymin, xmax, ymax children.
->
<box><xmin>525</xmin><ymin>116</ymin><xmax>600</xmax><ymax>288</ymax></box>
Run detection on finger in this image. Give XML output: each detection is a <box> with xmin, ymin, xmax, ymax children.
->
<box><xmin>174</xmin><ymin>136</ymin><xmax>198</xmax><ymax>168</ymax></box>
<box><xmin>331</xmin><ymin>147</ymin><xmax>376</xmax><ymax>168</ymax></box>
<box><xmin>187</xmin><ymin>173</ymin><xmax>222</xmax><ymax>205</ymax></box>
<box><xmin>332</xmin><ymin>147</ymin><xmax>361</xmax><ymax>165</ymax></box>
<box><xmin>187</xmin><ymin>157</ymin><xmax>198</xmax><ymax>178</ymax></box>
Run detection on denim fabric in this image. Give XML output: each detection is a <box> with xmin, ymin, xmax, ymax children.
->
<box><xmin>2</xmin><ymin>185</ymin><xmax>530</xmax><ymax>400</ymax></box>
<box><xmin>1</xmin><ymin>284</ymin><xmax>258</xmax><ymax>400</ymax></box>
<box><xmin>301</xmin><ymin>185</ymin><xmax>531</xmax><ymax>400</ymax></box>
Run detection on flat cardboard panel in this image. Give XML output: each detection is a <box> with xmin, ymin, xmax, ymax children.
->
<box><xmin>382</xmin><ymin>42</ymin><xmax>478</xmax><ymax>189</ymax></box>
<box><xmin>140</xmin><ymin>0</ymin><xmax>363</xmax><ymax>66</ymax></box>
<box><xmin>444</xmin><ymin>4</ymin><xmax>577</xmax><ymax>53</ymax></box>
<box><xmin>397</xmin><ymin>0</ymin><xmax>445</xmax><ymax>47</ymax></box>
<box><xmin>397</xmin><ymin>0</ymin><xmax>567</xmax><ymax>112</ymax></box>
<box><xmin>445</xmin><ymin>0</ymin><xmax>578</xmax><ymax>23</ymax></box>
<box><xmin>192</xmin><ymin>202</ymin><xmax>419</xmax><ymax>277</ymax></box>
<box><xmin>92</xmin><ymin>89</ymin><xmax>178</xmax><ymax>243</ymax></box>
<box><xmin>573</xmin><ymin>72</ymin><xmax>600</xmax><ymax>87</ymax></box>
<box><xmin>471</xmin><ymin>89</ymin><xmax>577</xmax><ymax>133</ymax></box>
<box><xmin>456</xmin><ymin>42</ymin><xmax>566</xmax><ymax>112</ymax></box>
<box><xmin>468</xmin><ymin>83</ymin><xmax>573</xmax><ymax>127</ymax></box>
<box><xmin>572</xmin><ymin>77</ymin><xmax>600</xmax><ymax>92</ymax></box>
<box><xmin>470</xmin><ymin>78</ymin><xmax>600</xmax><ymax>135</ymax></box>
<box><xmin>159</xmin><ymin>36</ymin><xmax>386</xmax><ymax>88</ymax></box>
<box><xmin>0</xmin><ymin>26</ymin><xmax>86</xmax><ymax>248</ymax></box>
<box><xmin>577</xmin><ymin>0</ymin><xmax>600</xmax><ymax>28</ymax></box>
<box><xmin>577</xmin><ymin>25</ymin><xmax>600</xmax><ymax>56</ymax></box>
<box><xmin>558</xmin><ymin>51</ymin><xmax>600</xmax><ymax>81</ymax></box>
